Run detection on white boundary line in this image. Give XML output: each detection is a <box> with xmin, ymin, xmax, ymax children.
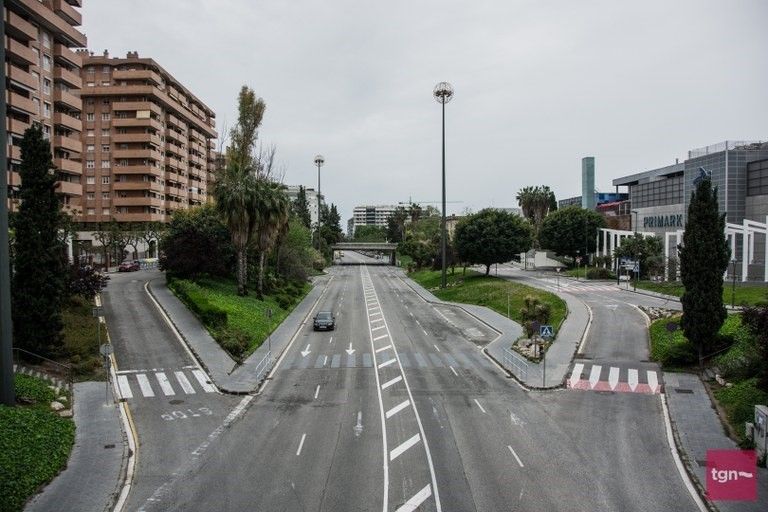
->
<box><xmin>576</xmin><ymin>301</ymin><xmax>593</xmax><ymax>355</ymax></box>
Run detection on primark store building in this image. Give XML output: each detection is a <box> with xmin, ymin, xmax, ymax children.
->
<box><xmin>611</xmin><ymin>140</ymin><xmax>768</xmax><ymax>281</ymax></box>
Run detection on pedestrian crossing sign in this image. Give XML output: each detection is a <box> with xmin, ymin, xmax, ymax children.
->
<box><xmin>540</xmin><ymin>325</ymin><xmax>554</xmax><ymax>338</ymax></box>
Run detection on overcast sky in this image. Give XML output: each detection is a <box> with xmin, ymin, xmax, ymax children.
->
<box><xmin>82</xmin><ymin>0</ymin><xmax>768</xmax><ymax>223</ymax></box>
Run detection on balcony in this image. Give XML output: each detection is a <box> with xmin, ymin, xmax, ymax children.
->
<box><xmin>16</xmin><ymin>0</ymin><xmax>86</xmax><ymax>47</ymax></box>
<box><xmin>5</xmin><ymin>10</ymin><xmax>37</xmax><ymax>41</ymax></box>
<box><xmin>53</xmin><ymin>111</ymin><xmax>82</xmax><ymax>132</ymax></box>
<box><xmin>54</xmin><ymin>157</ymin><xmax>82</xmax><ymax>175</ymax></box>
<box><xmin>52</xmin><ymin>0</ymin><xmax>83</xmax><ymax>26</ymax></box>
<box><xmin>7</xmin><ymin>64</ymin><xmax>38</xmax><ymax>91</ymax></box>
<box><xmin>113</xmin><ymin>212</ymin><xmax>166</xmax><ymax>223</ymax></box>
<box><xmin>165</xmin><ymin>201</ymin><xmax>187</xmax><ymax>212</ymax></box>
<box><xmin>53</xmin><ymin>66</ymin><xmax>82</xmax><ymax>88</ymax></box>
<box><xmin>166</xmin><ymin>114</ymin><xmax>185</xmax><ymax>130</ymax></box>
<box><xmin>9</xmin><ymin>145</ymin><xmax>22</xmax><ymax>162</ymax></box>
<box><xmin>52</xmin><ymin>135</ymin><xmax>81</xmax><ymax>154</ymax></box>
<box><xmin>112</xmin><ymin>117</ymin><xmax>163</xmax><ymax>131</ymax></box>
<box><xmin>56</xmin><ymin>180</ymin><xmax>82</xmax><ymax>197</ymax></box>
<box><xmin>166</xmin><ymin>129</ymin><xmax>185</xmax><ymax>144</ymax></box>
<box><xmin>112</xmin><ymin>148</ymin><xmax>163</xmax><ymax>161</ymax></box>
<box><xmin>113</xmin><ymin>180</ymin><xmax>164</xmax><ymax>193</ymax></box>
<box><xmin>5</xmin><ymin>37</ymin><xmax>37</xmax><ymax>66</ymax></box>
<box><xmin>53</xmin><ymin>43</ymin><xmax>82</xmax><ymax>67</ymax></box>
<box><xmin>112</xmin><ymin>101</ymin><xmax>162</xmax><ymax>115</ymax></box>
<box><xmin>165</xmin><ymin>156</ymin><xmax>185</xmax><ymax>170</ymax></box>
<box><xmin>112</xmin><ymin>69</ymin><xmax>163</xmax><ymax>85</ymax></box>
<box><xmin>7</xmin><ymin>117</ymin><xmax>30</xmax><ymax>136</ymax></box>
<box><xmin>165</xmin><ymin>186</ymin><xmax>187</xmax><ymax>198</ymax></box>
<box><xmin>166</xmin><ymin>143</ymin><xmax>185</xmax><ymax>159</ymax></box>
<box><xmin>112</xmin><ymin>132</ymin><xmax>162</xmax><ymax>147</ymax></box>
<box><xmin>53</xmin><ymin>88</ymin><xmax>81</xmax><ymax>110</ymax></box>
<box><xmin>112</xmin><ymin>196</ymin><xmax>164</xmax><ymax>208</ymax></box>
<box><xmin>7</xmin><ymin>91</ymin><xmax>36</xmax><ymax>115</ymax></box>
<box><xmin>113</xmin><ymin>165</ymin><xmax>163</xmax><ymax>177</ymax></box>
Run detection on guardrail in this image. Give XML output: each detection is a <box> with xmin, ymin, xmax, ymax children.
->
<box><xmin>253</xmin><ymin>350</ymin><xmax>273</xmax><ymax>384</ymax></box>
<box><xmin>12</xmin><ymin>347</ymin><xmax>74</xmax><ymax>399</ymax></box>
<box><xmin>502</xmin><ymin>347</ymin><xmax>529</xmax><ymax>382</ymax></box>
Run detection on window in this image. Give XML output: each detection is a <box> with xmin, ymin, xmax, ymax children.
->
<box><xmin>43</xmin><ymin>102</ymin><xmax>51</xmax><ymax>118</ymax></box>
<box><xmin>41</xmin><ymin>31</ymin><xmax>51</xmax><ymax>49</ymax></box>
<box><xmin>86</xmin><ymin>192</ymin><xmax>95</xmax><ymax>200</ymax></box>
<box><xmin>102</xmin><ymin>176</ymin><xmax>110</xmax><ymax>185</ymax></box>
<box><xmin>86</xmin><ymin>176</ymin><xmax>95</xmax><ymax>184</ymax></box>
<box><xmin>42</xmin><ymin>79</ymin><xmax>51</xmax><ymax>95</ymax></box>
<box><xmin>101</xmin><ymin>160</ymin><xmax>110</xmax><ymax>168</ymax></box>
<box><xmin>102</xmin><ymin>192</ymin><xmax>110</xmax><ymax>200</ymax></box>
<box><xmin>102</xmin><ymin>99</ymin><xmax>110</xmax><ymax>105</ymax></box>
<box><xmin>101</xmin><ymin>81</ymin><xmax>110</xmax><ymax>87</ymax></box>
<box><xmin>86</xmin><ymin>98</ymin><xmax>95</xmax><ymax>105</ymax></box>
<box><xmin>87</xmin><ymin>82</ymin><xmax>95</xmax><ymax>87</ymax></box>
<box><xmin>33</xmin><ymin>98</ymin><xmax>40</xmax><ymax>115</ymax></box>
<box><xmin>86</xmin><ymin>129</ymin><xmax>95</xmax><ymax>137</ymax></box>
<box><xmin>31</xmin><ymin>71</ymin><xmax>40</xmax><ymax>88</ymax></box>
<box><xmin>86</xmin><ymin>160</ymin><xmax>95</xmax><ymax>169</ymax></box>
<box><xmin>102</xmin><ymin>208</ymin><xmax>110</xmax><ymax>216</ymax></box>
<box><xmin>42</xmin><ymin>54</ymin><xmax>52</xmax><ymax>71</ymax></box>
<box><xmin>87</xmin><ymin>66</ymin><xmax>95</xmax><ymax>74</ymax></box>
<box><xmin>86</xmin><ymin>208</ymin><xmax>95</xmax><ymax>215</ymax></box>
<box><xmin>102</xmin><ymin>65</ymin><xmax>110</xmax><ymax>73</ymax></box>
<box><xmin>101</xmin><ymin>113</ymin><xmax>111</xmax><ymax>121</ymax></box>
<box><xmin>101</xmin><ymin>145</ymin><xmax>110</xmax><ymax>153</ymax></box>
<box><xmin>102</xmin><ymin>129</ymin><xmax>110</xmax><ymax>137</ymax></box>
<box><xmin>86</xmin><ymin>113</ymin><xmax>95</xmax><ymax>121</ymax></box>
<box><xmin>43</xmin><ymin>125</ymin><xmax>51</xmax><ymax>138</ymax></box>
<box><xmin>86</xmin><ymin>144</ymin><xmax>95</xmax><ymax>152</ymax></box>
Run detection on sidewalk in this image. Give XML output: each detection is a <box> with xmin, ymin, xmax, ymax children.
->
<box><xmin>398</xmin><ymin>270</ymin><xmax>588</xmax><ymax>389</ymax></box>
<box><xmin>147</xmin><ymin>274</ymin><xmax>333</xmax><ymax>393</ymax></box>
<box><xmin>664</xmin><ymin>372</ymin><xmax>768</xmax><ymax>510</ymax></box>
<box><xmin>26</xmin><ymin>382</ymin><xmax>126</xmax><ymax>512</ymax></box>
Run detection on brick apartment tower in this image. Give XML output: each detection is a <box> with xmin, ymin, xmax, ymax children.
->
<box><xmin>4</xmin><ymin>0</ymin><xmax>87</xmax><ymax>211</ymax></box>
<box><xmin>77</xmin><ymin>50</ymin><xmax>217</xmax><ymax>226</ymax></box>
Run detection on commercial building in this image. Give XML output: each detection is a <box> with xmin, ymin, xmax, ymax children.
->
<box><xmin>75</xmin><ymin>50</ymin><xmax>217</xmax><ymax>225</ymax></box>
<box><xmin>285</xmin><ymin>184</ymin><xmax>321</xmax><ymax>227</ymax></box>
<box><xmin>558</xmin><ymin>192</ymin><xmax>628</xmax><ymax>210</ymax></box>
<box><xmin>3</xmin><ymin>0</ymin><xmax>87</xmax><ymax>211</ymax></box>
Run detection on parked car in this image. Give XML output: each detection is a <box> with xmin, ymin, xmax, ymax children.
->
<box><xmin>313</xmin><ymin>311</ymin><xmax>335</xmax><ymax>331</ymax></box>
<box><xmin>118</xmin><ymin>260</ymin><xmax>140</xmax><ymax>272</ymax></box>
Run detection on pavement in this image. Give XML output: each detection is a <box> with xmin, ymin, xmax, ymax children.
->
<box><xmin>665</xmin><ymin>372</ymin><xmax>768</xmax><ymax>510</ymax></box>
<box><xmin>25</xmin><ymin>382</ymin><xmax>126</xmax><ymax>512</ymax></box>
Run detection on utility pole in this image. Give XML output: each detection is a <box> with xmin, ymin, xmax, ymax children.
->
<box><xmin>0</xmin><ymin>4</ymin><xmax>16</xmax><ymax>406</ymax></box>
<box><xmin>433</xmin><ymin>82</ymin><xmax>453</xmax><ymax>289</ymax></box>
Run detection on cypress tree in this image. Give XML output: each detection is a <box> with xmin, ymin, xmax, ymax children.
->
<box><xmin>679</xmin><ymin>172</ymin><xmax>730</xmax><ymax>368</ymax></box>
<box><xmin>293</xmin><ymin>185</ymin><xmax>312</xmax><ymax>229</ymax></box>
<box><xmin>12</xmin><ymin>125</ymin><xmax>67</xmax><ymax>356</ymax></box>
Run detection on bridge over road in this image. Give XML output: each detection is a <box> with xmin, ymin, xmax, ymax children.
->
<box><xmin>331</xmin><ymin>242</ymin><xmax>398</xmax><ymax>265</ymax></box>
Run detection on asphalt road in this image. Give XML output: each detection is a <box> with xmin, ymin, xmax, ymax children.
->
<box><xmin>126</xmin><ymin>256</ymin><xmax>698</xmax><ymax>512</ymax></box>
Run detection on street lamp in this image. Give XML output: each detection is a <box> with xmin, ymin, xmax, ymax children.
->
<box><xmin>731</xmin><ymin>258</ymin><xmax>737</xmax><ymax>308</ymax></box>
<box><xmin>314</xmin><ymin>154</ymin><xmax>324</xmax><ymax>250</ymax></box>
<box><xmin>434</xmin><ymin>81</ymin><xmax>453</xmax><ymax>289</ymax></box>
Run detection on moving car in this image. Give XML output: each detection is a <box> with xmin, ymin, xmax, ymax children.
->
<box><xmin>118</xmin><ymin>260</ymin><xmax>140</xmax><ymax>272</ymax></box>
<box><xmin>313</xmin><ymin>311</ymin><xmax>335</xmax><ymax>331</ymax></box>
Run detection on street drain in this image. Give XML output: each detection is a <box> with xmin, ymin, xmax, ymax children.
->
<box><xmin>169</xmin><ymin>399</ymin><xmax>184</xmax><ymax>404</ymax></box>
<box><xmin>104</xmin><ymin>444</ymin><xmax>115</xmax><ymax>449</ymax></box>
<box><xmin>674</xmin><ymin>388</ymin><xmax>694</xmax><ymax>394</ymax></box>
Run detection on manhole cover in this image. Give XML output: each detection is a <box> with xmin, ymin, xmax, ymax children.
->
<box><xmin>169</xmin><ymin>399</ymin><xmax>184</xmax><ymax>404</ymax></box>
<box><xmin>674</xmin><ymin>388</ymin><xmax>694</xmax><ymax>394</ymax></box>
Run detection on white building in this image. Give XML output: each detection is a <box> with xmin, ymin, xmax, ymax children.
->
<box><xmin>285</xmin><ymin>185</ymin><xmax>323</xmax><ymax>227</ymax></box>
<box><xmin>352</xmin><ymin>205</ymin><xmax>399</xmax><ymax>229</ymax></box>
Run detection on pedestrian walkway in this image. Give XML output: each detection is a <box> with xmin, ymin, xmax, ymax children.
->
<box><xmin>566</xmin><ymin>361</ymin><xmax>662</xmax><ymax>394</ymax></box>
<box><xmin>25</xmin><ymin>382</ymin><xmax>126</xmax><ymax>512</ymax></box>
<box><xmin>665</xmin><ymin>372</ymin><xmax>768</xmax><ymax>510</ymax></box>
<box><xmin>114</xmin><ymin>367</ymin><xmax>216</xmax><ymax>400</ymax></box>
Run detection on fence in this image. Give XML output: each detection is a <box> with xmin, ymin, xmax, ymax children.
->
<box><xmin>12</xmin><ymin>347</ymin><xmax>74</xmax><ymax>398</ymax></box>
<box><xmin>253</xmin><ymin>350</ymin><xmax>273</xmax><ymax>384</ymax></box>
<box><xmin>502</xmin><ymin>347</ymin><xmax>529</xmax><ymax>382</ymax></box>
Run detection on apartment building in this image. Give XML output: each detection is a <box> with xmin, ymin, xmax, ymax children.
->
<box><xmin>77</xmin><ymin>50</ymin><xmax>217</xmax><ymax>225</ymax></box>
<box><xmin>4</xmin><ymin>0</ymin><xmax>87</xmax><ymax>211</ymax></box>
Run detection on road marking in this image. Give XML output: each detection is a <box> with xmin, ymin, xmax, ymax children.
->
<box><xmin>296</xmin><ymin>433</ymin><xmax>306</xmax><ymax>456</ymax></box>
<box><xmin>314</xmin><ymin>385</ymin><xmax>320</xmax><ymax>400</ymax></box>
<box><xmin>191</xmin><ymin>369</ymin><xmax>216</xmax><ymax>393</ymax></box>
<box><xmin>323</xmin><ymin>355</ymin><xmax>328</xmax><ymax>366</ymax></box>
<box><xmin>329</xmin><ymin>336</ymin><xmax>333</xmax><ymax>344</ymax></box>
<box><xmin>588</xmin><ymin>365</ymin><xmax>602</xmax><ymax>389</ymax></box>
<box><xmin>369</xmin><ymin>312</ymin><xmax>382</xmax><ymax>318</ymax></box>
<box><xmin>395</xmin><ymin>485</ymin><xmax>432</xmax><ymax>512</ymax></box>
<box><xmin>507</xmin><ymin>445</ymin><xmax>525</xmax><ymax>467</ymax></box>
<box><xmin>301</xmin><ymin>344</ymin><xmax>311</xmax><ymax>357</ymax></box>
<box><xmin>381</xmin><ymin>376</ymin><xmax>402</xmax><ymax>390</ymax></box>
<box><xmin>647</xmin><ymin>370</ymin><xmax>659</xmax><ymax>393</ymax></box>
<box><xmin>409</xmin><ymin>311</ymin><xmax>414</xmax><ymax>317</ymax></box>
<box><xmin>608</xmin><ymin>366</ymin><xmax>620</xmax><ymax>390</ymax></box>
<box><xmin>136</xmin><ymin>373</ymin><xmax>155</xmax><ymax>397</ymax></box>
<box><xmin>376</xmin><ymin>344</ymin><xmax>392</xmax><ymax>353</ymax></box>
<box><xmin>433</xmin><ymin>344</ymin><xmax>441</xmax><ymax>352</ymax></box>
<box><xmin>117</xmin><ymin>375</ymin><xmax>133</xmax><ymax>399</ymax></box>
<box><xmin>390</xmin><ymin>433</ymin><xmax>421</xmax><ymax>461</ymax></box>
<box><xmin>628</xmin><ymin>368</ymin><xmax>639</xmax><ymax>391</ymax></box>
<box><xmin>386</xmin><ymin>400</ymin><xmax>411</xmax><ymax>419</ymax></box>
<box><xmin>449</xmin><ymin>366</ymin><xmax>458</xmax><ymax>377</ymax></box>
<box><xmin>155</xmin><ymin>372</ymin><xmax>176</xmax><ymax>396</ymax></box>
<box><xmin>174</xmin><ymin>371</ymin><xmax>195</xmax><ymax>394</ymax></box>
<box><xmin>473</xmin><ymin>398</ymin><xmax>487</xmax><ymax>414</ymax></box>
<box><xmin>371</xmin><ymin>318</ymin><xmax>385</xmax><ymax>324</ymax></box>
<box><xmin>421</xmin><ymin>328</ymin><xmax>429</xmax><ymax>336</ymax></box>
<box><xmin>372</xmin><ymin>325</ymin><xmax>386</xmax><ymax>331</ymax></box>
<box><xmin>378</xmin><ymin>358</ymin><xmax>396</xmax><ymax>369</ymax></box>
<box><xmin>373</xmin><ymin>334</ymin><xmax>389</xmax><ymax>341</ymax></box>
<box><xmin>569</xmin><ymin>363</ymin><xmax>584</xmax><ymax>388</ymax></box>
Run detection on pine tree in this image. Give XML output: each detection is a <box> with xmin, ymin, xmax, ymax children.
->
<box><xmin>12</xmin><ymin>126</ymin><xmax>67</xmax><ymax>356</ymax></box>
<box><xmin>293</xmin><ymin>185</ymin><xmax>312</xmax><ymax>229</ymax></box>
<box><xmin>679</xmin><ymin>173</ymin><xmax>730</xmax><ymax>368</ymax></box>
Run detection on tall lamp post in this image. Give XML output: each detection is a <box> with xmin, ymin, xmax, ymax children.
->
<box><xmin>433</xmin><ymin>82</ymin><xmax>453</xmax><ymax>289</ymax></box>
<box><xmin>314</xmin><ymin>154</ymin><xmax>324</xmax><ymax>250</ymax></box>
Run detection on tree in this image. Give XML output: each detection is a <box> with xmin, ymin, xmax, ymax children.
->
<box><xmin>538</xmin><ymin>206</ymin><xmax>606</xmax><ymax>261</ymax></box>
<box><xmin>354</xmin><ymin>225</ymin><xmax>387</xmax><ymax>242</ymax></box>
<box><xmin>741</xmin><ymin>303</ymin><xmax>768</xmax><ymax>391</ymax></box>
<box><xmin>292</xmin><ymin>185</ymin><xmax>312</xmax><ymax>229</ymax></box>
<box><xmin>276</xmin><ymin>217</ymin><xmax>315</xmax><ymax>282</ymax></box>
<box><xmin>613</xmin><ymin>233</ymin><xmax>664</xmax><ymax>278</ymax></box>
<box><xmin>455</xmin><ymin>209</ymin><xmax>533</xmax><ymax>275</ymax></box>
<box><xmin>66</xmin><ymin>264</ymin><xmax>109</xmax><ymax>301</ymax></box>
<box><xmin>252</xmin><ymin>181</ymin><xmax>291</xmax><ymax>298</ymax></box>
<box><xmin>320</xmin><ymin>203</ymin><xmax>343</xmax><ymax>246</ymax></box>
<box><xmin>386</xmin><ymin>207</ymin><xmax>409</xmax><ymax>243</ymax></box>
<box><xmin>679</xmin><ymin>174</ymin><xmax>730</xmax><ymax>368</ymax></box>
<box><xmin>139</xmin><ymin>221</ymin><xmax>165</xmax><ymax>258</ymax></box>
<box><xmin>516</xmin><ymin>185</ymin><xmax>556</xmax><ymax>246</ymax></box>
<box><xmin>160</xmin><ymin>204</ymin><xmax>235</xmax><ymax>279</ymax></box>
<box><xmin>12</xmin><ymin>125</ymin><xmax>68</xmax><ymax>356</ymax></box>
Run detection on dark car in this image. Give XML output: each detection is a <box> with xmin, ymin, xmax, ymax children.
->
<box><xmin>118</xmin><ymin>260</ymin><xmax>140</xmax><ymax>272</ymax></box>
<box><xmin>313</xmin><ymin>311</ymin><xmax>335</xmax><ymax>331</ymax></box>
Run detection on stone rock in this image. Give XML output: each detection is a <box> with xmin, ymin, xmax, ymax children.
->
<box><xmin>50</xmin><ymin>401</ymin><xmax>65</xmax><ymax>411</ymax></box>
<box><xmin>57</xmin><ymin>396</ymin><xmax>68</xmax><ymax>403</ymax></box>
<box><xmin>58</xmin><ymin>409</ymin><xmax>73</xmax><ymax>418</ymax></box>
<box><xmin>715</xmin><ymin>374</ymin><xmax>726</xmax><ymax>386</ymax></box>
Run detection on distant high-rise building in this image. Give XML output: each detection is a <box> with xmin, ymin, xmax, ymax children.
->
<box><xmin>352</xmin><ymin>205</ymin><xmax>398</xmax><ymax>228</ymax></box>
<box><xmin>582</xmin><ymin>157</ymin><xmax>595</xmax><ymax>210</ymax></box>
<box><xmin>285</xmin><ymin>185</ymin><xmax>321</xmax><ymax>227</ymax></box>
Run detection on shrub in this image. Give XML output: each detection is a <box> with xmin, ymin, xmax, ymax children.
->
<box><xmin>650</xmin><ymin>316</ymin><xmax>697</xmax><ymax>366</ymax></box>
<box><xmin>586</xmin><ymin>267</ymin><xmax>612</xmax><ymax>280</ymax></box>
<box><xmin>714</xmin><ymin>378</ymin><xmax>768</xmax><ymax>442</ymax></box>
<box><xmin>275</xmin><ymin>294</ymin><xmax>293</xmax><ymax>310</ymax></box>
<box><xmin>168</xmin><ymin>279</ymin><xmax>227</xmax><ymax>328</ymax></box>
<box><xmin>216</xmin><ymin>327</ymin><xmax>250</xmax><ymax>360</ymax></box>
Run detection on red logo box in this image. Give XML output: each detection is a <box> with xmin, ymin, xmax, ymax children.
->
<box><xmin>706</xmin><ymin>449</ymin><xmax>757</xmax><ymax>501</ymax></box>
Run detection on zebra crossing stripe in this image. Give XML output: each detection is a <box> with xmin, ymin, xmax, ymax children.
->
<box><xmin>647</xmin><ymin>371</ymin><xmax>659</xmax><ymax>393</ymax></box>
<box><xmin>117</xmin><ymin>375</ymin><xmax>133</xmax><ymax>399</ymax></box>
<box><xmin>569</xmin><ymin>363</ymin><xmax>584</xmax><ymax>388</ymax></box>
<box><xmin>608</xmin><ymin>367</ymin><xmax>620</xmax><ymax>390</ymax></box>
<box><xmin>588</xmin><ymin>365</ymin><xmax>602</xmax><ymax>389</ymax></box>
<box><xmin>174</xmin><ymin>371</ymin><xmax>196</xmax><ymax>394</ymax></box>
<box><xmin>155</xmin><ymin>372</ymin><xmax>176</xmax><ymax>396</ymax></box>
<box><xmin>192</xmin><ymin>369</ymin><xmax>216</xmax><ymax>393</ymax></box>
<box><xmin>627</xmin><ymin>369</ymin><xmax>639</xmax><ymax>391</ymax></box>
<box><xmin>136</xmin><ymin>374</ymin><xmax>155</xmax><ymax>397</ymax></box>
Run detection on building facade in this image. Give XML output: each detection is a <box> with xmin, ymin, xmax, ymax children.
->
<box><xmin>285</xmin><ymin>185</ymin><xmax>321</xmax><ymax>227</ymax></box>
<box><xmin>581</xmin><ymin>156</ymin><xmax>595</xmax><ymax>210</ymax></box>
<box><xmin>76</xmin><ymin>50</ymin><xmax>217</xmax><ymax>225</ymax></box>
<box><xmin>352</xmin><ymin>204</ymin><xmax>398</xmax><ymax>228</ymax></box>
<box><xmin>4</xmin><ymin>0</ymin><xmax>87</xmax><ymax>211</ymax></box>
<box><xmin>558</xmin><ymin>192</ymin><xmax>628</xmax><ymax>210</ymax></box>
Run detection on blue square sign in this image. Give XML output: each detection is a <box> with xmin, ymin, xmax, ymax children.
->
<box><xmin>540</xmin><ymin>325</ymin><xmax>554</xmax><ymax>338</ymax></box>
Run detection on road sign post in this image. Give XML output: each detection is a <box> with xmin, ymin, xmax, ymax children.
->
<box><xmin>99</xmin><ymin>342</ymin><xmax>112</xmax><ymax>405</ymax></box>
<box><xmin>539</xmin><ymin>325</ymin><xmax>554</xmax><ymax>387</ymax></box>
<box><xmin>266</xmin><ymin>308</ymin><xmax>273</xmax><ymax>360</ymax></box>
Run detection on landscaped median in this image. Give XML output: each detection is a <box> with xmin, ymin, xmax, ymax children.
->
<box><xmin>167</xmin><ymin>277</ymin><xmax>309</xmax><ymax>361</ymax></box>
<box><xmin>637</xmin><ymin>280</ymin><xmax>768</xmax><ymax>306</ymax></box>
<box><xmin>0</xmin><ymin>375</ymin><xmax>75</xmax><ymax>512</ymax></box>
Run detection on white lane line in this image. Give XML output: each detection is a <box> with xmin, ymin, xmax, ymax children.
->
<box><xmin>373</xmin><ymin>334</ymin><xmax>389</xmax><ymax>341</ymax></box>
<box><xmin>192</xmin><ymin>369</ymin><xmax>216</xmax><ymax>393</ymax></box>
<box><xmin>378</xmin><ymin>358</ymin><xmax>396</xmax><ymax>369</ymax></box>
<box><xmin>409</xmin><ymin>311</ymin><xmax>414</xmax><ymax>317</ymax></box>
<box><xmin>569</xmin><ymin>362</ymin><xmax>584</xmax><ymax>388</ymax></box>
<box><xmin>296</xmin><ymin>433</ymin><xmax>307</xmax><ymax>456</ymax></box>
<box><xmin>386</xmin><ymin>400</ymin><xmax>411</xmax><ymax>419</ymax></box>
<box><xmin>174</xmin><ymin>371</ymin><xmax>195</xmax><ymax>394</ymax></box>
<box><xmin>390</xmin><ymin>433</ymin><xmax>421</xmax><ymax>461</ymax></box>
<box><xmin>433</xmin><ymin>344</ymin><xmax>441</xmax><ymax>353</ymax></box>
<box><xmin>136</xmin><ymin>373</ymin><xmax>155</xmax><ymax>397</ymax></box>
<box><xmin>449</xmin><ymin>366</ymin><xmax>458</xmax><ymax>377</ymax></box>
<box><xmin>323</xmin><ymin>355</ymin><xmax>328</xmax><ymax>366</ymax></box>
<box><xmin>473</xmin><ymin>399</ymin><xmax>487</xmax><ymax>414</ymax></box>
<box><xmin>155</xmin><ymin>372</ymin><xmax>175</xmax><ymax>396</ymax></box>
<box><xmin>381</xmin><ymin>376</ymin><xmax>402</xmax><ymax>390</ymax></box>
<box><xmin>329</xmin><ymin>336</ymin><xmax>333</xmax><ymax>344</ymax></box>
<box><xmin>376</xmin><ymin>344</ymin><xmax>392</xmax><ymax>353</ymax></box>
<box><xmin>608</xmin><ymin>366</ymin><xmax>620</xmax><ymax>390</ymax></box>
<box><xmin>116</xmin><ymin>375</ymin><xmax>133</xmax><ymax>399</ymax></box>
<box><xmin>628</xmin><ymin>368</ymin><xmax>639</xmax><ymax>391</ymax></box>
<box><xmin>508</xmin><ymin>445</ymin><xmax>525</xmax><ymax>467</ymax></box>
<box><xmin>588</xmin><ymin>365</ymin><xmax>602</xmax><ymax>389</ymax></box>
<box><xmin>395</xmin><ymin>484</ymin><xmax>432</xmax><ymax>512</ymax></box>
<box><xmin>314</xmin><ymin>385</ymin><xmax>320</xmax><ymax>400</ymax></box>
<box><xmin>421</xmin><ymin>328</ymin><xmax>428</xmax><ymax>336</ymax></box>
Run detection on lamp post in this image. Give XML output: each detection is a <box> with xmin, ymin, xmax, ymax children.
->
<box><xmin>731</xmin><ymin>258</ymin><xmax>737</xmax><ymax>308</ymax></box>
<box><xmin>434</xmin><ymin>82</ymin><xmax>453</xmax><ymax>289</ymax></box>
<box><xmin>314</xmin><ymin>154</ymin><xmax>324</xmax><ymax>250</ymax></box>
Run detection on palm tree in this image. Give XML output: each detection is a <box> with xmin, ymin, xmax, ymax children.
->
<box><xmin>253</xmin><ymin>180</ymin><xmax>290</xmax><ymax>298</ymax></box>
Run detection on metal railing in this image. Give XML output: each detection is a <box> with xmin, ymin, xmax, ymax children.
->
<box><xmin>12</xmin><ymin>347</ymin><xmax>74</xmax><ymax>397</ymax></box>
<box><xmin>253</xmin><ymin>350</ymin><xmax>273</xmax><ymax>384</ymax></box>
<box><xmin>502</xmin><ymin>347</ymin><xmax>528</xmax><ymax>382</ymax></box>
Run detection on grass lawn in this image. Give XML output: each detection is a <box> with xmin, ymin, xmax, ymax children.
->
<box><xmin>636</xmin><ymin>280</ymin><xmax>768</xmax><ymax>306</ymax></box>
<box><xmin>0</xmin><ymin>375</ymin><xmax>75</xmax><ymax>512</ymax></box>
<box><xmin>409</xmin><ymin>269</ymin><xmax>567</xmax><ymax>335</ymax></box>
<box><xmin>61</xmin><ymin>296</ymin><xmax>105</xmax><ymax>380</ymax></box>
<box><xmin>714</xmin><ymin>378</ymin><xmax>768</xmax><ymax>445</ymax></box>
<box><xmin>649</xmin><ymin>313</ymin><xmax>742</xmax><ymax>368</ymax></box>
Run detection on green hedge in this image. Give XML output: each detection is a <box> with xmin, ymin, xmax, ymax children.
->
<box><xmin>168</xmin><ymin>278</ymin><xmax>228</xmax><ymax>328</ymax></box>
<box><xmin>714</xmin><ymin>378</ymin><xmax>768</xmax><ymax>444</ymax></box>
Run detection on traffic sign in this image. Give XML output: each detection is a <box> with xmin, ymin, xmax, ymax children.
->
<box><xmin>92</xmin><ymin>306</ymin><xmax>104</xmax><ymax>318</ymax></box>
<box><xmin>633</xmin><ymin>262</ymin><xmax>639</xmax><ymax>273</ymax></box>
<box><xmin>540</xmin><ymin>325</ymin><xmax>554</xmax><ymax>338</ymax></box>
<box><xmin>99</xmin><ymin>343</ymin><xmax>112</xmax><ymax>356</ymax></box>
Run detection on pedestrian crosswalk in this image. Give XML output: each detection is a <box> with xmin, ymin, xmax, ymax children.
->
<box><xmin>281</xmin><ymin>349</ymin><xmax>494</xmax><ymax>371</ymax></box>
<box><xmin>566</xmin><ymin>362</ymin><xmax>662</xmax><ymax>394</ymax></box>
<box><xmin>541</xmin><ymin>283</ymin><xmax>620</xmax><ymax>294</ymax></box>
<box><xmin>115</xmin><ymin>368</ymin><xmax>216</xmax><ymax>400</ymax></box>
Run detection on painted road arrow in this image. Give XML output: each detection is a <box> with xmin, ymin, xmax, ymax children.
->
<box><xmin>301</xmin><ymin>345</ymin><xmax>311</xmax><ymax>357</ymax></box>
<box><xmin>346</xmin><ymin>342</ymin><xmax>355</xmax><ymax>355</ymax></box>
